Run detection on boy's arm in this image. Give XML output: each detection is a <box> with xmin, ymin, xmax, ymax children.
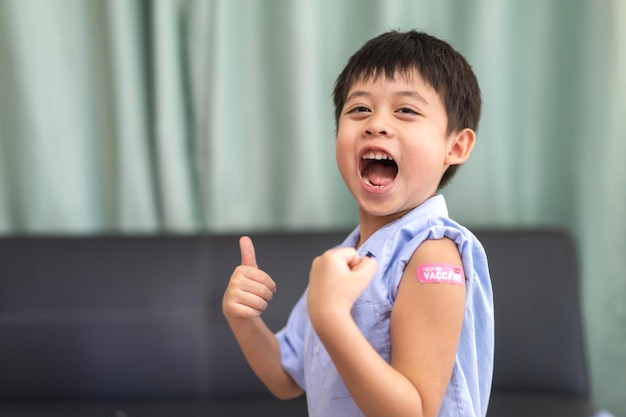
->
<box><xmin>308</xmin><ymin>237</ymin><xmax>465</xmax><ymax>417</ymax></box>
<box><xmin>222</xmin><ymin>236</ymin><xmax>304</xmax><ymax>400</ymax></box>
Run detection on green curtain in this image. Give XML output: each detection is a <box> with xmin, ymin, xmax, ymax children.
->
<box><xmin>0</xmin><ymin>0</ymin><xmax>625</xmax><ymax>414</ymax></box>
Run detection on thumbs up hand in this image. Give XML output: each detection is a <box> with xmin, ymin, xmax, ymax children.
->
<box><xmin>222</xmin><ymin>236</ymin><xmax>277</xmax><ymax>320</ymax></box>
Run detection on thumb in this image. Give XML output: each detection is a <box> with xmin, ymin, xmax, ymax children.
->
<box><xmin>239</xmin><ymin>236</ymin><xmax>258</xmax><ymax>268</ymax></box>
<box><xmin>351</xmin><ymin>255</ymin><xmax>378</xmax><ymax>277</ymax></box>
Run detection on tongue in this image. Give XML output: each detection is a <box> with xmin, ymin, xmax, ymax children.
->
<box><xmin>364</xmin><ymin>162</ymin><xmax>397</xmax><ymax>187</ymax></box>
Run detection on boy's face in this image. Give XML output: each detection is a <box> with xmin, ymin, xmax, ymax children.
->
<box><xmin>335</xmin><ymin>70</ymin><xmax>454</xmax><ymax>222</ymax></box>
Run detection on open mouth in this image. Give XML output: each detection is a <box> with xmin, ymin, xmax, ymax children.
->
<box><xmin>359</xmin><ymin>151</ymin><xmax>398</xmax><ymax>187</ymax></box>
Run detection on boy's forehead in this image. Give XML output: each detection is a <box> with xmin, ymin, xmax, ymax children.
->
<box><xmin>349</xmin><ymin>69</ymin><xmax>432</xmax><ymax>92</ymax></box>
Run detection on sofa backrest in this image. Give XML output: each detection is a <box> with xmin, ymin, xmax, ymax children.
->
<box><xmin>0</xmin><ymin>232</ymin><xmax>347</xmax><ymax>400</ymax></box>
<box><xmin>474</xmin><ymin>229</ymin><xmax>590</xmax><ymax>398</ymax></box>
<box><xmin>0</xmin><ymin>236</ymin><xmax>214</xmax><ymax>399</ymax></box>
<box><xmin>0</xmin><ymin>229</ymin><xmax>590</xmax><ymax>400</ymax></box>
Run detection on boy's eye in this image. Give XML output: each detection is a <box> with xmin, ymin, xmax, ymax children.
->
<box><xmin>397</xmin><ymin>107</ymin><xmax>418</xmax><ymax>115</ymax></box>
<box><xmin>347</xmin><ymin>106</ymin><xmax>371</xmax><ymax>114</ymax></box>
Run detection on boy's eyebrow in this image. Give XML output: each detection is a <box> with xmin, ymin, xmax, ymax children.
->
<box><xmin>345</xmin><ymin>91</ymin><xmax>370</xmax><ymax>102</ymax></box>
<box><xmin>396</xmin><ymin>90</ymin><xmax>430</xmax><ymax>105</ymax></box>
<box><xmin>345</xmin><ymin>90</ymin><xmax>429</xmax><ymax>105</ymax></box>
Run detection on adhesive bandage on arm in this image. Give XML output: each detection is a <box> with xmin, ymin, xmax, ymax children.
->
<box><xmin>417</xmin><ymin>264</ymin><xmax>465</xmax><ymax>286</ymax></box>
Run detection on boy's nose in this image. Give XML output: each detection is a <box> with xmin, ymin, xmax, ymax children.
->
<box><xmin>365</xmin><ymin>127</ymin><xmax>388</xmax><ymax>135</ymax></box>
<box><xmin>364</xmin><ymin>113</ymin><xmax>393</xmax><ymax>137</ymax></box>
<box><xmin>364</xmin><ymin>120</ymin><xmax>392</xmax><ymax>137</ymax></box>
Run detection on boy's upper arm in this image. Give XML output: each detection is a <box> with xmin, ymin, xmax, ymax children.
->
<box><xmin>390</xmin><ymin>237</ymin><xmax>466</xmax><ymax>417</ymax></box>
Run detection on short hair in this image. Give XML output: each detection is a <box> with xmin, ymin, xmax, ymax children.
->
<box><xmin>332</xmin><ymin>30</ymin><xmax>482</xmax><ymax>188</ymax></box>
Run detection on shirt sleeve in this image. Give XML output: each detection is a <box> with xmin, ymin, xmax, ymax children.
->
<box><xmin>388</xmin><ymin>222</ymin><xmax>478</xmax><ymax>301</ymax></box>
<box><xmin>275</xmin><ymin>291</ymin><xmax>308</xmax><ymax>389</ymax></box>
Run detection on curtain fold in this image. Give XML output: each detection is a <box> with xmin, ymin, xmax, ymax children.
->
<box><xmin>578</xmin><ymin>0</ymin><xmax>626</xmax><ymax>412</ymax></box>
<box><xmin>0</xmin><ymin>0</ymin><xmax>104</xmax><ymax>232</ymax></box>
<box><xmin>152</xmin><ymin>0</ymin><xmax>198</xmax><ymax>231</ymax></box>
<box><xmin>107</xmin><ymin>0</ymin><xmax>159</xmax><ymax>231</ymax></box>
<box><xmin>0</xmin><ymin>0</ymin><xmax>625</xmax><ymax>414</ymax></box>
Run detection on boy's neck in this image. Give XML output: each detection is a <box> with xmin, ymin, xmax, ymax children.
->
<box><xmin>356</xmin><ymin>208</ymin><xmax>410</xmax><ymax>248</ymax></box>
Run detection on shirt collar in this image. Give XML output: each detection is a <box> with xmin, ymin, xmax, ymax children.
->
<box><xmin>341</xmin><ymin>194</ymin><xmax>449</xmax><ymax>257</ymax></box>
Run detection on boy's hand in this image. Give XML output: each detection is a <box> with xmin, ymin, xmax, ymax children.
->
<box><xmin>307</xmin><ymin>248</ymin><xmax>378</xmax><ymax>326</ymax></box>
<box><xmin>222</xmin><ymin>236</ymin><xmax>277</xmax><ymax>320</ymax></box>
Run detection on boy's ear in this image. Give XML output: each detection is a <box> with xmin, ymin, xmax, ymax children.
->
<box><xmin>445</xmin><ymin>128</ymin><xmax>475</xmax><ymax>165</ymax></box>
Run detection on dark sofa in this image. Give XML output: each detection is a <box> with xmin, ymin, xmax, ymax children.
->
<box><xmin>0</xmin><ymin>229</ymin><xmax>608</xmax><ymax>416</ymax></box>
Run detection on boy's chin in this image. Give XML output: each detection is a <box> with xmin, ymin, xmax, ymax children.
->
<box><xmin>359</xmin><ymin>205</ymin><xmax>411</xmax><ymax>221</ymax></box>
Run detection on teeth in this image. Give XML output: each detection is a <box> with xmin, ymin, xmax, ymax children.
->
<box><xmin>361</xmin><ymin>151</ymin><xmax>393</xmax><ymax>161</ymax></box>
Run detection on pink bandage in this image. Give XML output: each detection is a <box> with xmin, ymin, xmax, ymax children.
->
<box><xmin>417</xmin><ymin>264</ymin><xmax>465</xmax><ymax>286</ymax></box>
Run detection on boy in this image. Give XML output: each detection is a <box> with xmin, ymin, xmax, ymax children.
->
<box><xmin>222</xmin><ymin>30</ymin><xmax>494</xmax><ymax>417</ymax></box>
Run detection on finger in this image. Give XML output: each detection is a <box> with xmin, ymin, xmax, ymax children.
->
<box><xmin>352</xmin><ymin>255</ymin><xmax>378</xmax><ymax>276</ymax></box>
<box><xmin>323</xmin><ymin>247</ymin><xmax>359</xmax><ymax>264</ymax></box>
<box><xmin>332</xmin><ymin>248</ymin><xmax>374</xmax><ymax>274</ymax></box>
<box><xmin>232</xmin><ymin>264</ymin><xmax>276</xmax><ymax>293</ymax></box>
<box><xmin>237</xmin><ymin>291</ymin><xmax>270</xmax><ymax>313</ymax></box>
<box><xmin>223</xmin><ymin>293</ymin><xmax>266</xmax><ymax>319</ymax></box>
<box><xmin>239</xmin><ymin>277</ymin><xmax>275</xmax><ymax>302</ymax></box>
<box><xmin>239</xmin><ymin>236</ymin><xmax>258</xmax><ymax>268</ymax></box>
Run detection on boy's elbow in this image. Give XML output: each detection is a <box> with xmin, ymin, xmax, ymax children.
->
<box><xmin>267</xmin><ymin>381</ymin><xmax>305</xmax><ymax>400</ymax></box>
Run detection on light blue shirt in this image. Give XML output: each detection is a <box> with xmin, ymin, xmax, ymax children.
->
<box><xmin>276</xmin><ymin>195</ymin><xmax>494</xmax><ymax>417</ymax></box>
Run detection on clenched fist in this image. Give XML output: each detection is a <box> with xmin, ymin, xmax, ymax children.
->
<box><xmin>307</xmin><ymin>247</ymin><xmax>378</xmax><ymax>327</ymax></box>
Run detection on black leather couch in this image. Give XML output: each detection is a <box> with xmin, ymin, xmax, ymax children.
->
<box><xmin>0</xmin><ymin>230</ymin><xmax>610</xmax><ymax>416</ymax></box>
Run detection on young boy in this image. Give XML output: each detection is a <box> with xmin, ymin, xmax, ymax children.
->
<box><xmin>222</xmin><ymin>30</ymin><xmax>494</xmax><ymax>417</ymax></box>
